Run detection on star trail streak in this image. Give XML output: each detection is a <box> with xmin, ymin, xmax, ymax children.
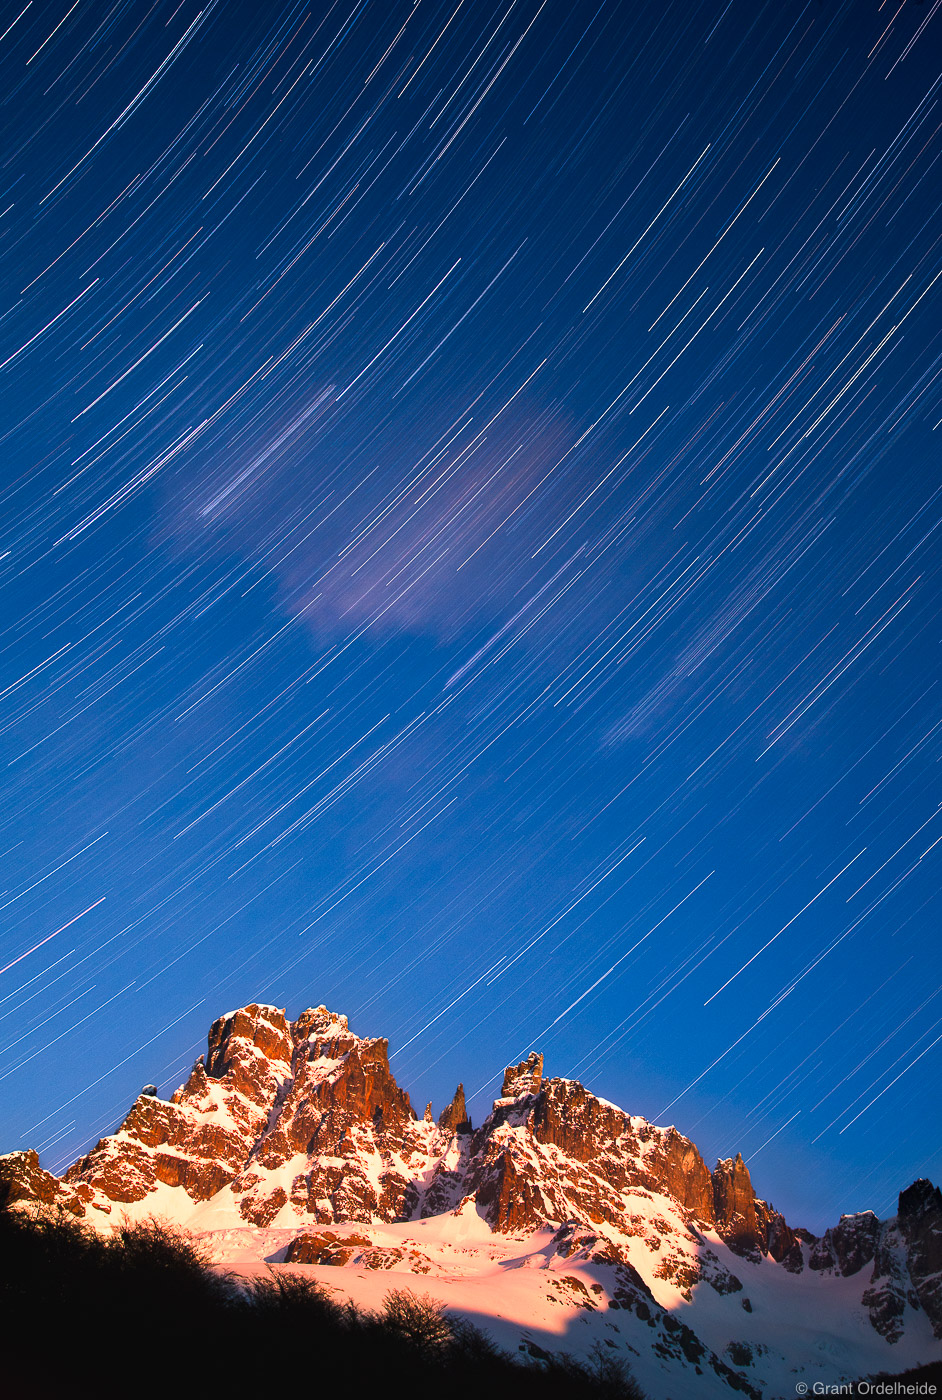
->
<box><xmin>0</xmin><ymin>0</ymin><xmax>939</xmax><ymax>1229</ymax></box>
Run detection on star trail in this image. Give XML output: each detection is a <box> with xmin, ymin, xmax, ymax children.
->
<box><xmin>0</xmin><ymin>0</ymin><xmax>940</xmax><ymax>1229</ymax></box>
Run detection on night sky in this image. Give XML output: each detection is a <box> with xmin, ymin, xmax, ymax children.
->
<box><xmin>1</xmin><ymin>0</ymin><xmax>940</xmax><ymax>1233</ymax></box>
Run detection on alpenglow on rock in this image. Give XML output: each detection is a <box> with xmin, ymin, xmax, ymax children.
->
<box><xmin>2</xmin><ymin>1000</ymin><xmax>940</xmax><ymax>1398</ymax></box>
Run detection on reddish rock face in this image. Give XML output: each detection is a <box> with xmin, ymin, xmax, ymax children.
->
<box><xmin>279</xmin><ymin>1027</ymin><xmax>415</xmax><ymax>1158</ymax></box>
<box><xmin>474</xmin><ymin>1148</ymin><xmax>552</xmax><ymax>1233</ymax></box>
<box><xmin>283</xmin><ymin>1231</ymin><xmax>433</xmax><ymax>1272</ymax></box>
<box><xmin>461</xmin><ymin>1076</ymin><xmax>717</xmax><ymax>1264</ymax></box>
<box><xmin>501</xmin><ymin>1052</ymin><xmax>543</xmax><ymax>1098</ymax></box>
<box><xmin>285</xmin><ymin>1230</ymin><xmax>373</xmax><ymax>1265</ymax></box>
<box><xmin>493</xmin><ymin>1078</ymin><xmax>718</xmax><ymax>1236</ymax></box>
<box><xmin>61</xmin><ymin>1004</ymin><xmax>296</xmax><ymax>1208</ymax></box>
<box><xmin>239</xmin><ymin>1187</ymin><xmax>287</xmax><ymax>1227</ymax></box>
<box><xmin>649</xmin><ymin>1130</ymin><xmax>716</xmax><ymax>1222</ymax></box>
<box><xmin>205</xmin><ymin>1005</ymin><xmax>293</xmax><ymax>1098</ymax></box>
<box><xmin>712</xmin><ymin>1154</ymin><xmax>763</xmax><ymax>1257</ymax></box>
<box><xmin>1</xmin><ymin>1149</ymin><xmax>81</xmax><ymax>1213</ymax></box>
<box><xmin>437</xmin><ymin>1084</ymin><xmax>470</xmax><ymax>1134</ymax></box>
<box><xmin>470</xmin><ymin>1077</ymin><xmax>803</xmax><ymax>1269</ymax></box>
<box><xmin>530</xmin><ymin>1078</ymin><xmax>634</xmax><ymax>1166</ymax></box>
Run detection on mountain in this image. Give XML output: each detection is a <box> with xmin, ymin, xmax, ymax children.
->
<box><xmin>3</xmin><ymin>1001</ymin><xmax>940</xmax><ymax>1397</ymax></box>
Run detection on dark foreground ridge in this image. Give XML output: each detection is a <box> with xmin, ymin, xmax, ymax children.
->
<box><xmin>0</xmin><ymin>1198</ymin><xmax>643</xmax><ymax>1400</ymax></box>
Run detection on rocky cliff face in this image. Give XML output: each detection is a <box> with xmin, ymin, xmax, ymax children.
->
<box><xmin>897</xmin><ymin>1180</ymin><xmax>942</xmax><ymax>1338</ymax></box>
<box><xmin>63</xmin><ymin>1003</ymin><xmax>452</xmax><ymax>1229</ymax></box>
<box><xmin>2</xmin><ymin>1000</ymin><xmax>940</xmax><ymax>1385</ymax></box>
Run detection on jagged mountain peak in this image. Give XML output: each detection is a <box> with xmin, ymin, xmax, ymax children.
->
<box><xmin>899</xmin><ymin>1177</ymin><xmax>942</xmax><ymax>1221</ymax></box>
<box><xmin>2</xmin><ymin>999</ymin><xmax>940</xmax><ymax>1398</ymax></box>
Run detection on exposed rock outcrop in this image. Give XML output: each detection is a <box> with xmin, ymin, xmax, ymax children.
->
<box><xmin>897</xmin><ymin>1179</ymin><xmax>942</xmax><ymax>1337</ymax></box>
<box><xmin>1</xmin><ymin>1148</ymin><xmax>86</xmax><ymax>1214</ymax></box>
<box><xmin>437</xmin><ymin>1083</ymin><xmax>470</xmax><ymax>1134</ymax></box>
<box><xmin>712</xmin><ymin>1154</ymin><xmax>764</xmax><ymax>1257</ymax></box>
<box><xmin>808</xmin><ymin>1210</ymin><xmax>880</xmax><ymax>1276</ymax></box>
<box><xmin>500</xmin><ymin>1052</ymin><xmax>543</xmax><ymax>1098</ymax></box>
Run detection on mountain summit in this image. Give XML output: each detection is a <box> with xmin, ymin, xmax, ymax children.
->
<box><xmin>3</xmin><ymin>1002</ymin><xmax>940</xmax><ymax>1396</ymax></box>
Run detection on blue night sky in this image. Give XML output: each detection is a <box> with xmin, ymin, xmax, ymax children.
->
<box><xmin>0</xmin><ymin>0</ymin><xmax>940</xmax><ymax>1233</ymax></box>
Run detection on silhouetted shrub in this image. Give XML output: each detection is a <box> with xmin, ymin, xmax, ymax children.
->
<box><xmin>246</xmin><ymin>1266</ymin><xmax>338</xmax><ymax>1319</ymax></box>
<box><xmin>379</xmin><ymin>1287</ymin><xmax>454</xmax><ymax>1352</ymax></box>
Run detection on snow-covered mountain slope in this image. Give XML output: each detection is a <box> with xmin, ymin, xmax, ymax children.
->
<box><xmin>3</xmin><ymin>1001</ymin><xmax>940</xmax><ymax>1397</ymax></box>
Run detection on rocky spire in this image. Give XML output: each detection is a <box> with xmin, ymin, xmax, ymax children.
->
<box><xmin>437</xmin><ymin>1083</ymin><xmax>470</xmax><ymax>1133</ymax></box>
<box><xmin>712</xmin><ymin>1153</ymin><xmax>762</xmax><ymax>1257</ymax></box>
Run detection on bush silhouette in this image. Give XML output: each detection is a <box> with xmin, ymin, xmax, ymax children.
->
<box><xmin>379</xmin><ymin>1287</ymin><xmax>455</xmax><ymax>1352</ymax></box>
